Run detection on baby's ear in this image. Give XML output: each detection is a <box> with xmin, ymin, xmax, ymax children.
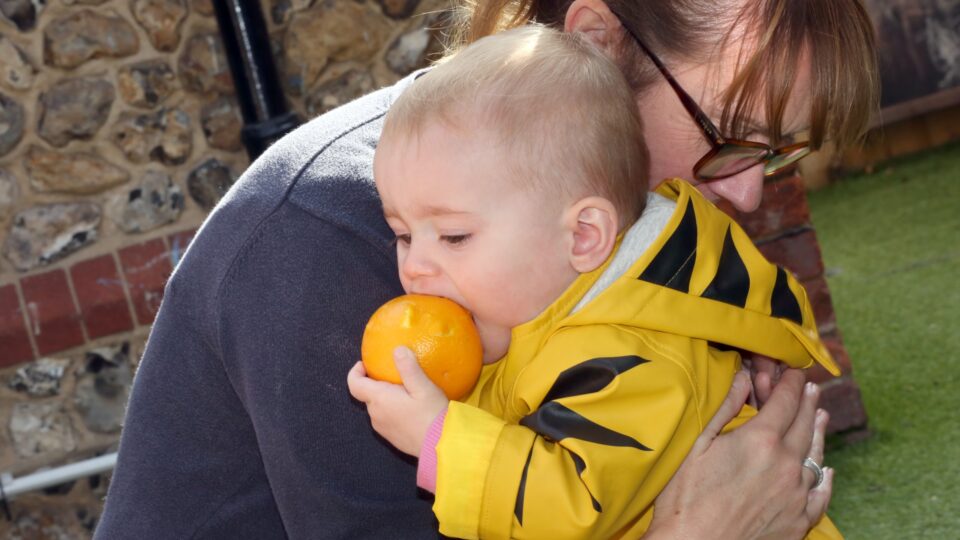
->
<box><xmin>566</xmin><ymin>197</ymin><xmax>619</xmax><ymax>273</ymax></box>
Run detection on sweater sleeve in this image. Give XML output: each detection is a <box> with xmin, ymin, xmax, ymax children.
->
<box><xmin>433</xmin><ymin>325</ymin><xmax>714</xmax><ymax>540</ymax></box>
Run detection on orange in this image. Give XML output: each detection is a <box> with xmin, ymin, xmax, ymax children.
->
<box><xmin>361</xmin><ymin>294</ymin><xmax>483</xmax><ymax>400</ymax></box>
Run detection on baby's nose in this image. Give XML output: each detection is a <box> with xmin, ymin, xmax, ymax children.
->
<box><xmin>400</xmin><ymin>248</ymin><xmax>440</xmax><ymax>283</ymax></box>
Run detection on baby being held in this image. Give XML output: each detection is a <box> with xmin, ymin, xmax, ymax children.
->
<box><xmin>348</xmin><ymin>25</ymin><xmax>841</xmax><ymax>540</ymax></box>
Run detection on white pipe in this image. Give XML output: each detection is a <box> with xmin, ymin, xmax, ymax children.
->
<box><xmin>1</xmin><ymin>452</ymin><xmax>117</xmax><ymax>500</ymax></box>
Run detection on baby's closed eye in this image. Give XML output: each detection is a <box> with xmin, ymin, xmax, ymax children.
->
<box><xmin>441</xmin><ymin>234</ymin><xmax>471</xmax><ymax>246</ymax></box>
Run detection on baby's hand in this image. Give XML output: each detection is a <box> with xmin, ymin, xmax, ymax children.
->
<box><xmin>347</xmin><ymin>346</ymin><xmax>450</xmax><ymax>456</ymax></box>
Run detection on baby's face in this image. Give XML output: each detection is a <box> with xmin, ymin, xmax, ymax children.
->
<box><xmin>374</xmin><ymin>122</ymin><xmax>579</xmax><ymax>363</ymax></box>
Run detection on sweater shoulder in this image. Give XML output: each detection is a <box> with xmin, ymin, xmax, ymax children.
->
<box><xmin>166</xmin><ymin>75</ymin><xmax>416</xmax><ymax>333</ymax></box>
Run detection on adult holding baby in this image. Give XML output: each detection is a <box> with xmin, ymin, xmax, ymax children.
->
<box><xmin>96</xmin><ymin>0</ymin><xmax>877</xmax><ymax>538</ymax></box>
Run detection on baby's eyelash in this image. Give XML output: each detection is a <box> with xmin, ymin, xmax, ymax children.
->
<box><xmin>442</xmin><ymin>234</ymin><xmax>471</xmax><ymax>245</ymax></box>
<box><xmin>390</xmin><ymin>234</ymin><xmax>411</xmax><ymax>246</ymax></box>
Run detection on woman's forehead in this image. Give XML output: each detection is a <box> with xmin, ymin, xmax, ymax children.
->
<box><xmin>698</xmin><ymin>40</ymin><xmax>814</xmax><ymax>141</ymax></box>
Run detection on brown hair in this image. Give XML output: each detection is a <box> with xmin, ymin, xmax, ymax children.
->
<box><xmin>449</xmin><ymin>0</ymin><xmax>879</xmax><ymax>150</ymax></box>
<box><xmin>385</xmin><ymin>25</ymin><xmax>648</xmax><ymax>227</ymax></box>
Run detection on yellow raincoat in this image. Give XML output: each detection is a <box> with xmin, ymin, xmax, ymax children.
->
<box><xmin>433</xmin><ymin>180</ymin><xmax>841</xmax><ymax>539</ymax></box>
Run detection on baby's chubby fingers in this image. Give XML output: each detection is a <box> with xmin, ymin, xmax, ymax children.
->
<box><xmin>393</xmin><ymin>346</ymin><xmax>444</xmax><ymax>398</ymax></box>
<box><xmin>347</xmin><ymin>360</ymin><xmax>388</xmax><ymax>403</ymax></box>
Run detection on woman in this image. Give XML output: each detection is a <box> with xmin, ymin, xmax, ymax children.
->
<box><xmin>456</xmin><ymin>0</ymin><xmax>877</xmax><ymax>213</ymax></box>
<box><xmin>97</xmin><ymin>1</ymin><xmax>877</xmax><ymax>538</ymax></box>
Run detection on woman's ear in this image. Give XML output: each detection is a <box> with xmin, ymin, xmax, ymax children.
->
<box><xmin>566</xmin><ymin>196</ymin><xmax>619</xmax><ymax>273</ymax></box>
<box><xmin>564</xmin><ymin>0</ymin><xmax>623</xmax><ymax>54</ymax></box>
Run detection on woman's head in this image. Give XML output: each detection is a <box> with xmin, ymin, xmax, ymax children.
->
<box><xmin>450</xmin><ymin>0</ymin><xmax>879</xmax><ymax>211</ymax></box>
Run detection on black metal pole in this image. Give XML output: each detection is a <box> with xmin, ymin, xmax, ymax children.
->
<box><xmin>213</xmin><ymin>0</ymin><xmax>301</xmax><ymax>160</ymax></box>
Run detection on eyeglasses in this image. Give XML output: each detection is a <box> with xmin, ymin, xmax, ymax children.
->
<box><xmin>615</xmin><ymin>15</ymin><xmax>811</xmax><ymax>181</ymax></box>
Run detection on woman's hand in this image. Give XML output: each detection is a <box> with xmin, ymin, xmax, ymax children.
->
<box><xmin>346</xmin><ymin>346</ymin><xmax>450</xmax><ymax>456</ymax></box>
<box><xmin>648</xmin><ymin>369</ymin><xmax>833</xmax><ymax>540</ymax></box>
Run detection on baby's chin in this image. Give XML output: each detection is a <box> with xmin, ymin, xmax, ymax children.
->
<box><xmin>475</xmin><ymin>320</ymin><xmax>511</xmax><ymax>365</ymax></box>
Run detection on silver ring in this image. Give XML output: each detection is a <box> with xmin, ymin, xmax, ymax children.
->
<box><xmin>802</xmin><ymin>457</ymin><xmax>824</xmax><ymax>488</ymax></box>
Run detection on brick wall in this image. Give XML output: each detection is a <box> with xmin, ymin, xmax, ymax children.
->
<box><xmin>0</xmin><ymin>228</ymin><xmax>194</xmax><ymax>370</ymax></box>
<box><xmin>719</xmin><ymin>174</ymin><xmax>868</xmax><ymax>433</ymax></box>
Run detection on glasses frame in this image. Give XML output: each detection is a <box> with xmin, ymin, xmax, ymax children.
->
<box><xmin>614</xmin><ymin>15</ymin><xmax>810</xmax><ymax>181</ymax></box>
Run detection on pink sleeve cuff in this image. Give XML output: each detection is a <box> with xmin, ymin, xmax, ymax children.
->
<box><xmin>416</xmin><ymin>407</ymin><xmax>448</xmax><ymax>493</ymax></box>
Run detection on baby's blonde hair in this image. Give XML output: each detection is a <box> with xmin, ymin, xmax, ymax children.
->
<box><xmin>383</xmin><ymin>25</ymin><xmax>649</xmax><ymax>227</ymax></box>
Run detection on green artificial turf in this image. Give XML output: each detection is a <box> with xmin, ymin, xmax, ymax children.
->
<box><xmin>807</xmin><ymin>141</ymin><xmax>960</xmax><ymax>538</ymax></box>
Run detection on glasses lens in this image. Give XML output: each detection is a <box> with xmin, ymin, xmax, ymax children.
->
<box><xmin>696</xmin><ymin>144</ymin><xmax>769</xmax><ymax>180</ymax></box>
<box><xmin>764</xmin><ymin>146</ymin><xmax>811</xmax><ymax>175</ymax></box>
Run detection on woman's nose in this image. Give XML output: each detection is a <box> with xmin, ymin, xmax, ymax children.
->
<box><xmin>708</xmin><ymin>165</ymin><xmax>765</xmax><ymax>212</ymax></box>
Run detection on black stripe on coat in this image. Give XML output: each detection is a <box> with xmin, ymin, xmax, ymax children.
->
<box><xmin>638</xmin><ymin>199</ymin><xmax>697</xmax><ymax>292</ymax></box>
<box><xmin>702</xmin><ymin>226</ymin><xmax>750</xmax><ymax>308</ymax></box>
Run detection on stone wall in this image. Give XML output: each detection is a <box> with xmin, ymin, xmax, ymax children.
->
<box><xmin>0</xmin><ymin>0</ymin><xmax>446</xmax><ymax>536</ymax></box>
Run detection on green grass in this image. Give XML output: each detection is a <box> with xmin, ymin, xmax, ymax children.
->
<box><xmin>808</xmin><ymin>141</ymin><xmax>960</xmax><ymax>538</ymax></box>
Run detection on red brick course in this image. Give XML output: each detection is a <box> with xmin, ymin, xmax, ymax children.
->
<box><xmin>118</xmin><ymin>238</ymin><xmax>173</xmax><ymax>326</ymax></box>
<box><xmin>0</xmin><ymin>229</ymin><xmax>187</xmax><ymax>363</ymax></box>
<box><xmin>800</xmin><ymin>276</ymin><xmax>838</xmax><ymax>333</ymax></box>
<box><xmin>757</xmin><ymin>229</ymin><xmax>825</xmax><ymax>282</ymax></box>
<box><xmin>0</xmin><ymin>284</ymin><xmax>34</xmax><ymax>368</ymax></box>
<box><xmin>718</xmin><ymin>175</ymin><xmax>812</xmax><ymax>240</ymax></box>
<box><xmin>20</xmin><ymin>269</ymin><xmax>85</xmax><ymax>356</ymax></box>
<box><xmin>819</xmin><ymin>376</ymin><xmax>868</xmax><ymax>433</ymax></box>
<box><xmin>70</xmin><ymin>255</ymin><xmax>135</xmax><ymax>340</ymax></box>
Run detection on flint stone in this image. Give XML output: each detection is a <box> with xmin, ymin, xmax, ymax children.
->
<box><xmin>187</xmin><ymin>158</ymin><xmax>233</xmax><ymax>211</ymax></box>
<box><xmin>0</xmin><ymin>90</ymin><xmax>24</xmax><ymax>156</ymax></box>
<box><xmin>131</xmin><ymin>0</ymin><xmax>188</xmax><ymax>52</ymax></box>
<box><xmin>0</xmin><ymin>35</ymin><xmax>36</xmax><ymax>91</ymax></box>
<box><xmin>0</xmin><ymin>0</ymin><xmax>43</xmax><ymax>31</ymax></box>
<box><xmin>282</xmin><ymin>2</ymin><xmax>390</xmax><ymax>95</ymax></box>
<box><xmin>270</xmin><ymin>0</ymin><xmax>311</xmax><ymax>25</ymax></box>
<box><xmin>191</xmin><ymin>0</ymin><xmax>212</xmax><ymax>16</ymax></box>
<box><xmin>376</xmin><ymin>0</ymin><xmax>419</xmax><ymax>19</ymax></box>
<box><xmin>305</xmin><ymin>68</ymin><xmax>373</xmax><ymax>117</ymax></box>
<box><xmin>118</xmin><ymin>59</ymin><xmax>176</xmax><ymax>108</ymax></box>
<box><xmin>10</xmin><ymin>402</ymin><xmax>77</xmax><ymax>458</ymax></box>
<box><xmin>75</xmin><ymin>343</ymin><xmax>132</xmax><ymax>433</ymax></box>
<box><xmin>24</xmin><ymin>145</ymin><xmax>129</xmax><ymax>195</ymax></box>
<box><xmin>0</xmin><ymin>167</ymin><xmax>19</xmax><ymax>218</ymax></box>
<box><xmin>3</xmin><ymin>202</ymin><xmax>101</xmax><ymax>271</ymax></box>
<box><xmin>43</xmin><ymin>9</ymin><xmax>139</xmax><ymax>70</ymax></box>
<box><xmin>200</xmin><ymin>95</ymin><xmax>242</xmax><ymax>151</ymax></box>
<box><xmin>110</xmin><ymin>107</ymin><xmax>192</xmax><ymax>164</ymax></box>
<box><xmin>107</xmin><ymin>170</ymin><xmax>183</xmax><ymax>233</ymax></box>
<box><xmin>8</xmin><ymin>357</ymin><xmax>70</xmax><ymax>397</ymax></box>
<box><xmin>178</xmin><ymin>32</ymin><xmax>233</xmax><ymax>95</ymax></box>
<box><xmin>7</xmin><ymin>512</ymin><xmax>78</xmax><ymax>540</ymax></box>
<box><xmin>37</xmin><ymin>76</ymin><xmax>114</xmax><ymax>147</ymax></box>
<box><xmin>386</xmin><ymin>26</ymin><xmax>432</xmax><ymax>75</ymax></box>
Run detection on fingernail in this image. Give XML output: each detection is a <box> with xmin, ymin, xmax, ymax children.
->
<box><xmin>805</xmin><ymin>382</ymin><xmax>818</xmax><ymax>396</ymax></box>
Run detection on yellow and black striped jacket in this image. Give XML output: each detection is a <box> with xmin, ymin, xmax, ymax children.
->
<box><xmin>433</xmin><ymin>179</ymin><xmax>840</xmax><ymax>539</ymax></box>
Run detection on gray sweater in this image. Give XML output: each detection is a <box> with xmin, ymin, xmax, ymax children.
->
<box><xmin>96</xmin><ymin>73</ymin><xmax>440</xmax><ymax>539</ymax></box>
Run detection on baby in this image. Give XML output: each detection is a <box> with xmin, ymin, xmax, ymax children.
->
<box><xmin>348</xmin><ymin>25</ymin><xmax>840</xmax><ymax>539</ymax></box>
